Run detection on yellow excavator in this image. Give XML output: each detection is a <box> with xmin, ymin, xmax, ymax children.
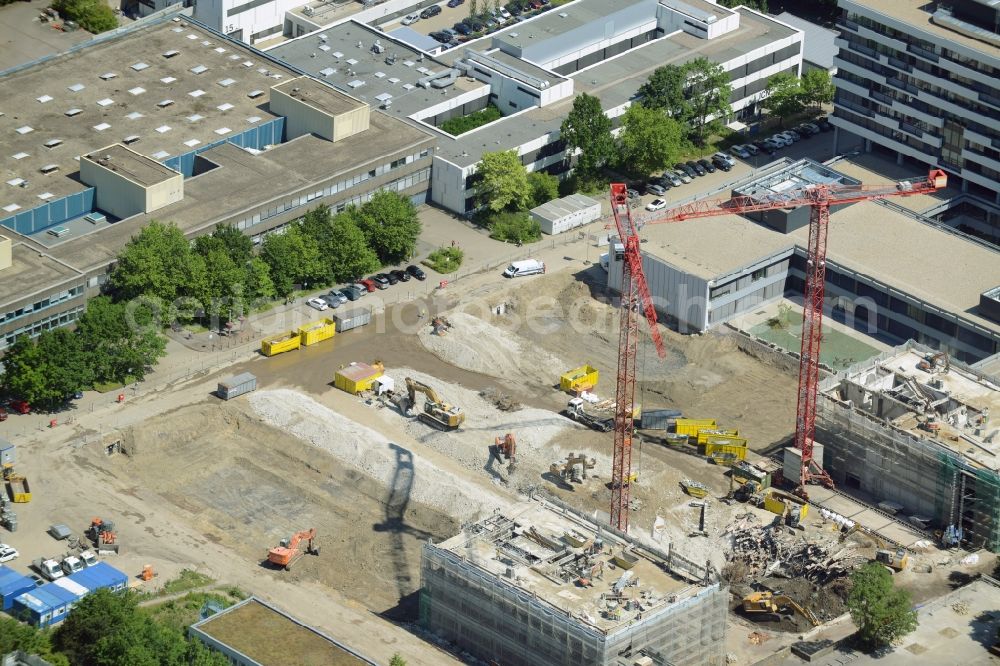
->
<box><xmin>403</xmin><ymin>377</ymin><xmax>465</xmax><ymax>430</ymax></box>
<box><xmin>839</xmin><ymin>525</ymin><xmax>909</xmax><ymax>572</ymax></box>
<box><xmin>742</xmin><ymin>591</ymin><xmax>820</xmax><ymax>626</ymax></box>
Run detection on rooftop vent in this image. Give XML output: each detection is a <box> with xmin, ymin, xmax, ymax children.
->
<box><xmin>131</xmin><ymin>62</ymin><xmax>150</xmax><ymax>71</ymax></box>
<box><xmin>218</xmin><ymin>78</ymin><xmax>236</xmax><ymax>87</ymax></box>
<box><xmin>40</xmin><ymin>163</ymin><xmax>61</xmax><ymax>174</ymax></box>
<box><xmin>44</xmin><ymin>138</ymin><xmax>63</xmax><ymax>148</ymax></box>
<box><xmin>248</xmin><ymin>89</ymin><xmax>265</xmax><ymax>98</ymax></box>
<box><xmin>158</xmin><ymin>99</ymin><xmax>176</xmax><ymax>107</ymax></box>
<box><xmin>188</xmin><ymin>89</ymin><xmax>205</xmax><ymax>97</ymax></box>
<box><xmin>65</xmin><ymin>109</ymin><xmax>82</xmax><ymax>117</ymax></box>
<box><xmin>162</xmin><ymin>50</ymin><xmax>180</xmax><ymax>58</ymax></box>
<box><xmin>96</xmin><ymin>98</ymin><xmax>114</xmax><ymax>107</ymax></box>
<box><xmin>214</xmin><ymin>127</ymin><xmax>231</xmax><ymax>135</ymax></box>
<box><xmin>16</xmin><ymin>126</ymin><xmax>34</xmax><ymax>134</ymax></box>
<box><xmin>183</xmin><ymin>139</ymin><xmax>201</xmax><ymax>147</ymax></box>
<box><xmin>36</xmin><ymin>95</ymin><xmax>53</xmax><ymax>103</ymax></box>
<box><xmin>160</xmin><ymin>76</ymin><xmax>178</xmax><ymax>84</ymax></box>
<box><xmin>217</xmin><ymin>103</ymin><xmax>234</xmax><ymax>111</ymax></box>
<box><xmin>67</xmin><ymin>83</ymin><xmax>85</xmax><ymax>92</ymax></box>
<box><xmin>99</xmin><ymin>72</ymin><xmax>117</xmax><ymax>80</ymax></box>
<box><xmin>122</xmin><ymin>135</ymin><xmax>140</xmax><ymax>144</ymax></box>
<box><xmin>187</xmin><ymin>114</ymin><xmax>204</xmax><ymax>122</ymax></box>
<box><xmin>128</xmin><ymin>87</ymin><xmax>146</xmax><ymax>96</ymax></box>
<box><xmin>12</xmin><ymin>152</ymin><xmax>29</xmax><ymax>160</ymax></box>
<box><xmin>190</xmin><ymin>65</ymin><xmax>208</xmax><ymax>74</ymax></box>
<box><xmin>93</xmin><ymin>123</ymin><xmax>111</xmax><ymax>131</ymax></box>
<box><xmin>155</xmin><ymin>125</ymin><xmax>171</xmax><ymax>133</ymax></box>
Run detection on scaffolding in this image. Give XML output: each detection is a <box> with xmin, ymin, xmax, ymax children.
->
<box><xmin>817</xmin><ymin>341</ymin><xmax>1000</xmax><ymax>552</ymax></box>
<box><xmin>419</xmin><ymin>499</ymin><xmax>728</xmax><ymax>666</ymax></box>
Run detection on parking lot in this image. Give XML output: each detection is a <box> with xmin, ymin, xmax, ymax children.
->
<box><xmin>385</xmin><ymin>0</ymin><xmax>541</xmax><ymax>47</ymax></box>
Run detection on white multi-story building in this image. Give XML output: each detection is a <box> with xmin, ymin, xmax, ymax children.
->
<box><xmin>831</xmin><ymin>0</ymin><xmax>1000</xmax><ymax>212</ymax></box>
<box><xmin>128</xmin><ymin>0</ymin><xmax>300</xmax><ymax>44</ymax></box>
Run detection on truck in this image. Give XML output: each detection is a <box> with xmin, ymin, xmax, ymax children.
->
<box><xmin>563</xmin><ymin>398</ymin><xmax>613</xmax><ymax>432</ymax></box>
<box><xmin>31</xmin><ymin>558</ymin><xmax>64</xmax><ymax>581</ymax></box>
<box><xmin>61</xmin><ymin>556</ymin><xmax>83</xmax><ymax>576</ymax></box>
<box><xmin>502</xmin><ymin>259</ymin><xmax>545</xmax><ymax>278</ymax></box>
<box><xmin>78</xmin><ymin>550</ymin><xmax>98</xmax><ymax>568</ymax></box>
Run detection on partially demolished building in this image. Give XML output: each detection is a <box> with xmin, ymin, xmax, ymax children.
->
<box><xmin>818</xmin><ymin>341</ymin><xmax>1000</xmax><ymax>552</ymax></box>
<box><xmin>420</xmin><ymin>498</ymin><xmax>727</xmax><ymax>666</ymax></box>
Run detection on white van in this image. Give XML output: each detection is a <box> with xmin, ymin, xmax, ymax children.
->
<box><xmin>502</xmin><ymin>259</ymin><xmax>545</xmax><ymax>278</ymax></box>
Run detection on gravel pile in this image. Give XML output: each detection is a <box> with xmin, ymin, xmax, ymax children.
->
<box><xmin>417</xmin><ymin>312</ymin><xmax>566</xmax><ymax>384</ymax></box>
<box><xmin>248</xmin><ymin>389</ymin><xmax>507</xmax><ymax>521</ymax></box>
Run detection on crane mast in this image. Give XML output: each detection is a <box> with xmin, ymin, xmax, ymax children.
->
<box><xmin>607</xmin><ymin>169</ymin><xmax>947</xmax><ymax>505</ymax></box>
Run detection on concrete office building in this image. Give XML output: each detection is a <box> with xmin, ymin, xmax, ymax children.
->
<box><xmin>127</xmin><ymin>0</ymin><xmax>302</xmax><ymax>46</ymax></box>
<box><xmin>421</xmin><ymin>498</ymin><xmax>728</xmax><ymax>666</ymax></box>
<box><xmin>267</xmin><ymin>0</ymin><xmax>804</xmax><ymax>214</ymax></box>
<box><xmin>606</xmin><ymin>159</ymin><xmax>1000</xmax><ymax>363</ymax></box>
<box><xmin>0</xmin><ymin>13</ymin><xmax>434</xmax><ymax>350</ymax></box>
<box><xmin>830</xmin><ymin>0</ymin><xmax>1000</xmax><ymax>236</ymax></box>
<box><xmin>817</xmin><ymin>342</ymin><xmax>1000</xmax><ymax>552</ymax></box>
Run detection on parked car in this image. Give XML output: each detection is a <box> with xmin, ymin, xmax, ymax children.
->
<box><xmin>729</xmin><ymin>144</ymin><xmax>751</xmax><ymax>159</ymax></box>
<box><xmin>420</xmin><ymin>5</ymin><xmax>441</xmax><ymax>18</ymax></box>
<box><xmin>442</xmin><ymin>28</ymin><xmax>459</xmax><ymax>39</ymax></box>
<box><xmin>0</xmin><ymin>545</ymin><xmax>18</xmax><ymax>564</ymax></box>
<box><xmin>646</xmin><ymin>183</ymin><xmax>667</xmax><ymax>196</ymax></box>
<box><xmin>712</xmin><ymin>151</ymin><xmax>736</xmax><ymax>168</ymax></box>
<box><xmin>505</xmin><ymin>1</ymin><xmax>522</xmax><ymax>15</ymax></box>
<box><xmin>660</xmin><ymin>171</ymin><xmax>680</xmax><ymax>187</ymax></box>
<box><xmin>646</xmin><ymin>198</ymin><xmax>668</xmax><ymax>211</ymax></box>
<box><xmin>466</xmin><ymin>16</ymin><xmax>485</xmax><ymax>30</ymax></box>
<box><xmin>674</xmin><ymin>163</ymin><xmax>695</xmax><ymax>179</ymax></box>
<box><xmin>756</xmin><ymin>139</ymin><xmax>777</xmax><ymax>154</ymax></box>
<box><xmin>383</xmin><ymin>271</ymin><xmax>399</xmax><ymax>285</ymax></box>
<box><xmin>768</xmin><ymin>134</ymin><xmax>789</xmax><ymax>148</ymax></box>
<box><xmin>371</xmin><ymin>274</ymin><xmax>390</xmax><ymax>289</ymax></box>
<box><xmin>799</xmin><ymin>122</ymin><xmax>821</xmax><ymax>135</ymax></box>
<box><xmin>406</xmin><ymin>264</ymin><xmax>427</xmax><ymax>280</ymax></box>
<box><xmin>342</xmin><ymin>285</ymin><xmax>365</xmax><ymax>301</ymax></box>
<box><xmin>782</xmin><ymin>129</ymin><xmax>802</xmax><ymax>142</ymax></box>
<box><xmin>429</xmin><ymin>31</ymin><xmax>451</xmax><ymax>43</ymax></box>
<box><xmin>9</xmin><ymin>400</ymin><xmax>29</xmax><ymax>415</ymax></box>
<box><xmin>742</xmin><ymin>143</ymin><xmax>760</xmax><ymax>156</ymax></box>
<box><xmin>696</xmin><ymin>158</ymin><xmax>715</xmax><ymax>174</ymax></box>
<box><xmin>327</xmin><ymin>290</ymin><xmax>348</xmax><ymax>305</ymax></box>
<box><xmin>672</xmin><ymin>169</ymin><xmax>692</xmax><ymax>184</ymax></box>
<box><xmin>816</xmin><ymin>117</ymin><xmax>833</xmax><ymax>132</ymax></box>
<box><xmin>654</xmin><ymin>175</ymin><xmax>673</xmax><ymax>189</ymax></box>
<box><xmin>453</xmin><ymin>22</ymin><xmax>473</xmax><ymax>35</ymax></box>
<box><xmin>447</xmin><ymin>0</ymin><xmax>464</xmax><ymax>7</ymax></box>
<box><xmin>306</xmin><ymin>296</ymin><xmax>329</xmax><ymax>311</ymax></box>
<box><xmin>359</xmin><ymin>278</ymin><xmax>377</xmax><ymax>293</ymax></box>
<box><xmin>401</xmin><ymin>13</ymin><xmax>420</xmax><ymax>25</ymax></box>
<box><xmin>626</xmin><ymin>188</ymin><xmax>641</xmax><ymax>200</ymax></box>
<box><xmin>321</xmin><ymin>295</ymin><xmax>341</xmax><ymax>309</ymax></box>
<box><xmin>711</xmin><ymin>155</ymin><xmax>732</xmax><ymax>172</ymax></box>
<box><xmin>497</xmin><ymin>7</ymin><xmax>512</xmax><ymax>19</ymax></box>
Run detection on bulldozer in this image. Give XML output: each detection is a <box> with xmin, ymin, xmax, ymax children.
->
<box><xmin>268</xmin><ymin>528</ymin><xmax>320</xmax><ymax>571</ymax></box>
<box><xmin>403</xmin><ymin>377</ymin><xmax>465</xmax><ymax>430</ymax></box>
<box><xmin>742</xmin><ymin>591</ymin><xmax>820</xmax><ymax>626</ymax></box>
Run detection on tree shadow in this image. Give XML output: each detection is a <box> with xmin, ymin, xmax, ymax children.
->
<box><xmin>969</xmin><ymin>610</ymin><xmax>1000</xmax><ymax>651</ymax></box>
<box><xmin>948</xmin><ymin>570</ymin><xmax>975</xmax><ymax>589</ymax></box>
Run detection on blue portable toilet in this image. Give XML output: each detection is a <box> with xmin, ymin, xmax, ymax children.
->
<box><xmin>68</xmin><ymin>562</ymin><xmax>128</xmax><ymax>594</ymax></box>
<box><xmin>0</xmin><ymin>566</ymin><xmax>37</xmax><ymax>611</ymax></box>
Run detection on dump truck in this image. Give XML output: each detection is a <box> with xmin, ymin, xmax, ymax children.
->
<box><xmin>260</xmin><ymin>331</ymin><xmax>301</xmax><ymax>356</ymax></box>
<box><xmin>563</xmin><ymin>398</ymin><xmax>613</xmax><ymax>432</ymax></box>
<box><xmin>31</xmin><ymin>558</ymin><xmax>64</xmax><ymax>581</ymax></box>
<box><xmin>5</xmin><ymin>475</ymin><xmax>30</xmax><ymax>503</ymax></box>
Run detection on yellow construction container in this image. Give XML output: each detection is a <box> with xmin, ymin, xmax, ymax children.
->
<box><xmin>560</xmin><ymin>365</ymin><xmax>599</xmax><ymax>393</ymax></box>
<box><xmin>696</xmin><ymin>428</ymin><xmax>740</xmax><ymax>445</ymax></box>
<box><xmin>261</xmin><ymin>331</ymin><xmax>301</xmax><ymax>356</ymax></box>
<box><xmin>763</xmin><ymin>489</ymin><xmax>809</xmax><ymax>521</ymax></box>
<box><xmin>298</xmin><ymin>318</ymin><xmax>336</xmax><ymax>346</ymax></box>
<box><xmin>703</xmin><ymin>437</ymin><xmax>748</xmax><ymax>459</ymax></box>
<box><xmin>674</xmin><ymin>418</ymin><xmax>717</xmax><ymax>437</ymax></box>
<box><xmin>334</xmin><ymin>362</ymin><xmax>384</xmax><ymax>394</ymax></box>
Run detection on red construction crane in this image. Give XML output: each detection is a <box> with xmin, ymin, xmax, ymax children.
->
<box><xmin>608</xmin><ymin>169</ymin><xmax>947</xmax><ymax>521</ymax></box>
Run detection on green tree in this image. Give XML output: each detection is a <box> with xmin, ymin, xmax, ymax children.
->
<box><xmin>389</xmin><ymin>654</ymin><xmax>407</xmax><ymax>666</ymax></box>
<box><xmin>527</xmin><ymin>171</ymin><xmax>559</xmax><ymax>208</ymax></box>
<box><xmin>475</xmin><ymin>150</ymin><xmax>532</xmax><ymax>213</ymax></box>
<box><xmin>200</xmin><ymin>248</ymin><xmax>247</xmax><ymax>323</ymax></box>
<box><xmin>356</xmin><ymin>190</ymin><xmax>421</xmax><ymax>264</ymax></box>
<box><xmin>637</xmin><ymin>64</ymin><xmax>691</xmax><ymax>119</ymax></box>
<box><xmin>0</xmin><ymin>335</ymin><xmax>49</xmax><ymax>407</ymax></box>
<box><xmin>35</xmin><ymin>328</ymin><xmax>94</xmax><ymax>401</ymax></box>
<box><xmin>259</xmin><ymin>226</ymin><xmax>323</xmax><ymax>298</ymax></box>
<box><xmin>52</xmin><ymin>0</ymin><xmax>118</xmax><ymax>32</ymax></box>
<box><xmin>209</xmin><ymin>224</ymin><xmax>253</xmax><ymax>266</ymax></box>
<box><xmin>111</xmin><ymin>221</ymin><xmax>199</xmax><ymax>305</ymax></box>
<box><xmin>800</xmin><ymin>69</ymin><xmax>835</xmax><ymax>109</ymax></box>
<box><xmin>0</xmin><ymin>614</ymin><xmax>68</xmax><ymax>666</ymax></box>
<box><xmin>244</xmin><ymin>257</ymin><xmax>277</xmax><ymax>306</ymax></box>
<box><xmin>560</xmin><ymin>93</ymin><xmax>614</xmax><ymax>183</ymax></box>
<box><xmin>847</xmin><ymin>563</ymin><xmax>918</xmax><ymax>651</ymax></box>
<box><xmin>762</xmin><ymin>72</ymin><xmax>805</xmax><ymax>125</ymax></box>
<box><xmin>717</xmin><ymin>0</ymin><xmax>767</xmax><ymax>11</ymax></box>
<box><xmin>75</xmin><ymin>297</ymin><xmax>166</xmax><ymax>385</ymax></box>
<box><xmin>488</xmin><ymin>211</ymin><xmax>541</xmax><ymax>244</ymax></box>
<box><xmin>684</xmin><ymin>58</ymin><xmax>732</xmax><ymax>145</ymax></box>
<box><xmin>617</xmin><ymin>104</ymin><xmax>686</xmax><ymax>177</ymax></box>
<box><xmin>329</xmin><ymin>212</ymin><xmax>380</xmax><ymax>282</ymax></box>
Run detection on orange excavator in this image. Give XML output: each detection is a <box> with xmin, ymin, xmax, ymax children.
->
<box><xmin>267</xmin><ymin>528</ymin><xmax>320</xmax><ymax>571</ymax></box>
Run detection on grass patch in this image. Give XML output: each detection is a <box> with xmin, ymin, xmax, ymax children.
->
<box><xmin>92</xmin><ymin>376</ymin><xmax>137</xmax><ymax>393</ymax></box>
<box><xmin>158</xmin><ymin>569</ymin><xmax>215</xmax><ymax>596</ymax></box>
<box><xmin>423</xmin><ymin>247</ymin><xmax>464</xmax><ymax>274</ymax></box>
<box><xmin>141</xmin><ymin>591</ymin><xmax>238</xmax><ymax>633</ymax></box>
<box><xmin>440</xmin><ymin>104</ymin><xmax>502</xmax><ymax>136</ymax></box>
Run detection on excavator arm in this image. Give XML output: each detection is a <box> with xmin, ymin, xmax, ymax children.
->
<box><xmin>774</xmin><ymin>595</ymin><xmax>820</xmax><ymax>626</ymax></box>
<box><xmin>405</xmin><ymin>377</ymin><xmax>442</xmax><ymax>406</ymax></box>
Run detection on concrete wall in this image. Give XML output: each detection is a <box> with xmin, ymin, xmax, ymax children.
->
<box><xmin>607</xmin><ymin>244</ymin><xmax>710</xmax><ymax>333</ymax></box>
<box><xmin>144</xmin><ymin>173</ymin><xmax>185</xmax><ymax>214</ymax></box>
<box><xmin>0</xmin><ymin>236</ymin><xmax>10</xmax><ymax>271</ymax></box>
<box><xmin>656</xmin><ymin>1</ymin><xmax>739</xmax><ymax>40</ymax></box>
<box><xmin>79</xmin><ymin>160</ymin><xmax>147</xmax><ymax>220</ymax></box>
<box><xmin>269</xmin><ymin>86</ymin><xmax>362</xmax><ymax>141</ymax></box>
<box><xmin>332</xmin><ymin>103</ymin><xmax>371</xmax><ymax>141</ymax></box>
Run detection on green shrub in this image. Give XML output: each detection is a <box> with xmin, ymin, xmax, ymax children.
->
<box><xmin>423</xmin><ymin>247</ymin><xmax>464</xmax><ymax>274</ymax></box>
<box><xmin>488</xmin><ymin>211</ymin><xmax>542</xmax><ymax>244</ymax></box>
<box><xmin>440</xmin><ymin>104</ymin><xmax>502</xmax><ymax>136</ymax></box>
<box><xmin>527</xmin><ymin>171</ymin><xmax>559</xmax><ymax>208</ymax></box>
<box><xmin>53</xmin><ymin>0</ymin><xmax>118</xmax><ymax>33</ymax></box>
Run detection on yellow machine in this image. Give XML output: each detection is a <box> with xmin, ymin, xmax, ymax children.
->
<box><xmin>404</xmin><ymin>377</ymin><xmax>465</xmax><ymax>430</ymax></box>
<box><xmin>875</xmin><ymin>548</ymin><xmax>909</xmax><ymax>573</ymax></box>
<box><xmin>742</xmin><ymin>591</ymin><xmax>819</xmax><ymax>626</ymax></box>
<box><xmin>560</xmin><ymin>365</ymin><xmax>599</xmax><ymax>394</ymax></box>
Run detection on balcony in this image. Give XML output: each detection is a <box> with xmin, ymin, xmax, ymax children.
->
<box><xmin>849</xmin><ymin>41</ymin><xmax>878</xmax><ymax>59</ymax></box>
<box><xmin>980</xmin><ymin>91</ymin><xmax>1000</xmax><ymax>110</ymax></box>
<box><xmin>886</xmin><ymin>56</ymin><xmax>912</xmax><ymax>73</ymax></box>
<box><xmin>906</xmin><ymin>43</ymin><xmax>939</xmax><ymax>63</ymax></box>
<box><xmin>885</xmin><ymin>77</ymin><xmax>919</xmax><ymax>95</ymax></box>
<box><xmin>898</xmin><ymin>120</ymin><xmax>923</xmax><ymax>138</ymax></box>
<box><xmin>838</xmin><ymin>99</ymin><xmax>876</xmax><ymax>118</ymax></box>
<box><xmin>871</xmin><ymin>90</ymin><xmax>894</xmax><ymax>106</ymax></box>
<box><xmin>836</xmin><ymin>17</ymin><xmax>859</xmax><ymax>31</ymax></box>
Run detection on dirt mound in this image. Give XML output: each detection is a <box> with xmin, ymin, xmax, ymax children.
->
<box><xmin>417</xmin><ymin>311</ymin><xmax>566</xmax><ymax>385</ymax></box>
